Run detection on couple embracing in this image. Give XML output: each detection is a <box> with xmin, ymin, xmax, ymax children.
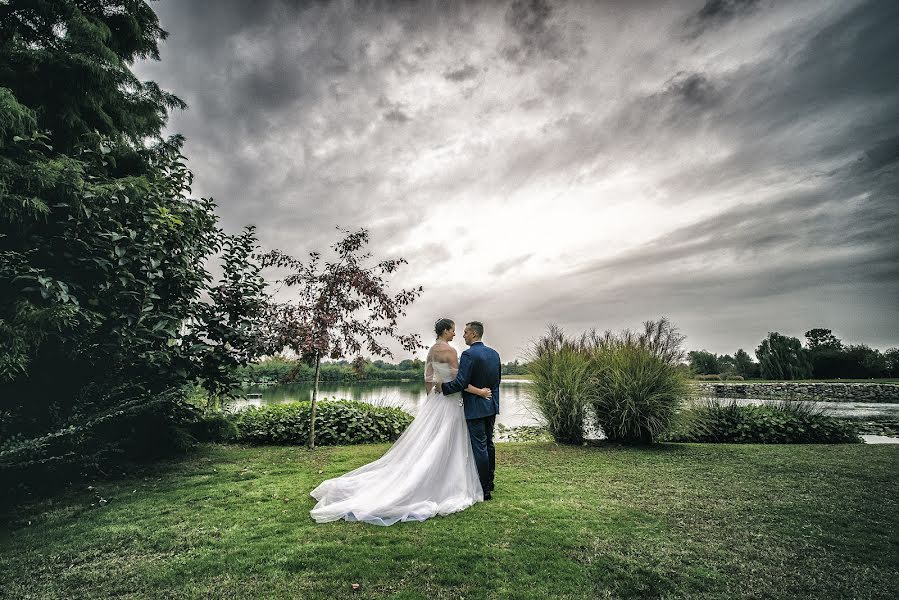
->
<box><xmin>310</xmin><ymin>319</ymin><xmax>501</xmax><ymax>526</ymax></box>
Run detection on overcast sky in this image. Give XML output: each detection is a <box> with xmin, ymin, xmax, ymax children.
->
<box><xmin>134</xmin><ymin>0</ymin><xmax>899</xmax><ymax>361</ymax></box>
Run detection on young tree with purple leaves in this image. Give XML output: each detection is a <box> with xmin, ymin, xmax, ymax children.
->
<box><xmin>261</xmin><ymin>228</ymin><xmax>424</xmax><ymax>448</ymax></box>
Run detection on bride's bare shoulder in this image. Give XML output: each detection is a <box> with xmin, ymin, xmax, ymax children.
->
<box><xmin>428</xmin><ymin>342</ymin><xmax>457</xmax><ymax>359</ymax></box>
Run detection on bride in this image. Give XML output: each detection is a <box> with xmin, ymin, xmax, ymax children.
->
<box><xmin>309</xmin><ymin>318</ymin><xmax>490</xmax><ymax>526</ymax></box>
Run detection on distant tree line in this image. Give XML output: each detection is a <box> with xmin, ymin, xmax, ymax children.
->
<box><xmin>239</xmin><ymin>357</ymin><xmax>531</xmax><ymax>384</ymax></box>
<box><xmin>688</xmin><ymin>328</ymin><xmax>898</xmax><ymax>380</ymax></box>
<box><xmin>237</xmin><ymin>357</ymin><xmax>425</xmax><ymax>384</ymax></box>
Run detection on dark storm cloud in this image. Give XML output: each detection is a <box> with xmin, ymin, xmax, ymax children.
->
<box><xmin>687</xmin><ymin>0</ymin><xmax>762</xmax><ymax>36</ymax></box>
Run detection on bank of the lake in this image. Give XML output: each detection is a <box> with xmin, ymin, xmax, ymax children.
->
<box><xmin>693</xmin><ymin>381</ymin><xmax>899</xmax><ymax>403</ymax></box>
<box><xmin>2</xmin><ymin>442</ymin><xmax>896</xmax><ymax>599</ymax></box>
<box><xmin>231</xmin><ymin>380</ymin><xmax>899</xmax><ymax>441</ymax></box>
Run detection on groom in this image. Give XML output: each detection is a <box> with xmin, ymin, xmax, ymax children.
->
<box><xmin>440</xmin><ymin>321</ymin><xmax>501</xmax><ymax>500</ymax></box>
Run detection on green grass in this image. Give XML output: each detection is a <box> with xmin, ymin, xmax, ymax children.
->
<box><xmin>2</xmin><ymin>443</ymin><xmax>897</xmax><ymax>599</ymax></box>
<box><xmin>689</xmin><ymin>378</ymin><xmax>899</xmax><ymax>384</ymax></box>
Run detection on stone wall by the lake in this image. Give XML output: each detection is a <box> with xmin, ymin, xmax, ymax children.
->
<box><xmin>691</xmin><ymin>382</ymin><xmax>899</xmax><ymax>403</ymax></box>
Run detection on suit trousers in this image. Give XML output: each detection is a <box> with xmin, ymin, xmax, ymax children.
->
<box><xmin>466</xmin><ymin>414</ymin><xmax>496</xmax><ymax>494</ymax></box>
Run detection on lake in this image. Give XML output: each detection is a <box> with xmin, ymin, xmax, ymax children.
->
<box><xmin>228</xmin><ymin>381</ymin><xmax>899</xmax><ymax>439</ymax></box>
<box><xmin>231</xmin><ymin>380</ymin><xmax>542</xmax><ymax>428</ymax></box>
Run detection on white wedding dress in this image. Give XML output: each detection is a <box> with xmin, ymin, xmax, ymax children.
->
<box><xmin>309</xmin><ymin>353</ymin><xmax>484</xmax><ymax>526</ymax></box>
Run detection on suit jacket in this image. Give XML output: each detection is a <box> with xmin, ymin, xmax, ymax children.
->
<box><xmin>441</xmin><ymin>341</ymin><xmax>501</xmax><ymax>420</ymax></box>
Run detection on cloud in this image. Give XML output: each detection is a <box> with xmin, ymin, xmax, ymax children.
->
<box><xmin>687</xmin><ymin>0</ymin><xmax>762</xmax><ymax>36</ymax></box>
<box><xmin>443</xmin><ymin>62</ymin><xmax>479</xmax><ymax>82</ymax></box>
<box><xmin>133</xmin><ymin>0</ymin><xmax>899</xmax><ymax>358</ymax></box>
<box><xmin>489</xmin><ymin>253</ymin><xmax>534</xmax><ymax>277</ymax></box>
<box><xmin>383</xmin><ymin>108</ymin><xmax>411</xmax><ymax>123</ymax></box>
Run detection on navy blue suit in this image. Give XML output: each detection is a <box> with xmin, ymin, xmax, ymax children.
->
<box><xmin>441</xmin><ymin>341</ymin><xmax>501</xmax><ymax>494</ymax></box>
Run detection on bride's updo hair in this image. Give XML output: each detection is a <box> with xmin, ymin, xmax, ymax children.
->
<box><xmin>434</xmin><ymin>318</ymin><xmax>454</xmax><ymax>338</ymax></box>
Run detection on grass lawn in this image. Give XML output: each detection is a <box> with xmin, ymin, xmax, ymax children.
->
<box><xmin>688</xmin><ymin>379</ymin><xmax>899</xmax><ymax>385</ymax></box>
<box><xmin>2</xmin><ymin>442</ymin><xmax>897</xmax><ymax>599</ymax></box>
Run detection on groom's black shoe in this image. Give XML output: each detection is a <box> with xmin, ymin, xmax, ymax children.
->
<box><xmin>484</xmin><ymin>492</ymin><xmax>492</xmax><ymax>501</ymax></box>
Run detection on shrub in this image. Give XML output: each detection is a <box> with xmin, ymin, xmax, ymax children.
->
<box><xmin>723</xmin><ymin>375</ymin><xmax>744</xmax><ymax>381</ymax></box>
<box><xmin>1</xmin><ymin>388</ymin><xmax>201</xmax><ymax>509</ymax></box>
<box><xmin>666</xmin><ymin>399</ymin><xmax>862</xmax><ymax>444</ymax></box>
<box><xmin>694</xmin><ymin>374</ymin><xmax>723</xmax><ymax>381</ymax></box>
<box><xmin>189</xmin><ymin>412</ymin><xmax>238</xmax><ymax>442</ymax></box>
<box><xmin>231</xmin><ymin>400</ymin><xmax>413</xmax><ymax>446</ymax></box>
<box><xmin>591</xmin><ymin>343</ymin><xmax>689</xmax><ymax>444</ymax></box>
<box><xmin>525</xmin><ymin>326</ymin><xmax>593</xmax><ymax>444</ymax></box>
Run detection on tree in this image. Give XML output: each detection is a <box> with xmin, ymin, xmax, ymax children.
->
<box><xmin>733</xmin><ymin>348</ymin><xmax>758</xmax><ymax>379</ymax></box>
<box><xmin>755</xmin><ymin>332</ymin><xmax>812</xmax><ymax>380</ymax></box>
<box><xmin>805</xmin><ymin>328</ymin><xmax>842</xmax><ymax>351</ymax></box>
<box><xmin>885</xmin><ymin>348</ymin><xmax>899</xmax><ymax>377</ymax></box>
<box><xmin>261</xmin><ymin>228</ymin><xmax>424</xmax><ymax>448</ymax></box>
<box><xmin>842</xmin><ymin>345</ymin><xmax>887</xmax><ymax>379</ymax></box>
<box><xmin>804</xmin><ymin>328</ymin><xmax>846</xmax><ymax>378</ymax></box>
<box><xmin>717</xmin><ymin>354</ymin><xmax>736</xmax><ymax>375</ymax></box>
<box><xmin>688</xmin><ymin>350</ymin><xmax>720</xmax><ymax>375</ymax></box>
<box><xmin>0</xmin><ymin>1</ymin><xmax>266</xmax><ymax>466</ymax></box>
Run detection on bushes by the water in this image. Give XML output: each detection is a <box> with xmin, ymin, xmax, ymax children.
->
<box><xmin>666</xmin><ymin>399</ymin><xmax>862</xmax><ymax>444</ymax></box>
<box><xmin>527</xmin><ymin>319</ymin><xmax>688</xmax><ymax>445</ymax></box>
<box><xmin>231</xmin><ymin>400</ymin><xmax>413</xmax><ymax>446</ymax></box>
<box><xmin>189</xmin><ymin>412</ymin><xmax>238</xmax><ymax>443</ymax></box>
<box><xmin>591</xmin><ymin>343</ymin><xmax>689</xmax><ymax>444</ymax></box>
<box><xmin>525</xmin><ymin>326</ymin><xmax>593</xmax><ymax>445</ymax></box>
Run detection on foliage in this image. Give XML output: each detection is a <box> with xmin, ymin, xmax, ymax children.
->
<box><xmin>525</xmin><ymin>325</ymin><xmax>593</xmax><ymax>445</ymax></box>
<box><xmin>189</xmin><ymin>412</ymin><xmax>238</xmax><ymax>443</ymax></box>
<box><xmin>231</xmin><ymin>400</ymin><xmax>413</xmax><ymax>446</ymax></box>
<box><xmin>887</xmin><ymin>348</ymin><xmax>899</xmax><ymax>378</ymax></box>
<box><xmin>590</xmin><ymin>341</ymin><xmax>689</xmax><ymax>444</ymax></box>
<box><xmin>755</xmin><ymin>332</ymin><xmax>812</xmax><ymax>380</ymax></box>
<box><xmin>842</xmin><ymin>416</ymin><xmax>899</xmax><ymax>437</ymax></box>
<box><xmin>528</xmin><ymin>318</ymin><xmax>689</xmax><ymax>445</ymax></box>
<box><xmin>0</xmin><ymin>1</ymin><xmax>267</xmax><ymax>488</ymax></box>
<box><xmin>0</xmin><ymin>387</ymin><xmax>202</xmax><ymax>509</ymax></box>
<box><xmin>841</xmin><ymin>344</ymin><xmax>888</xmax><ymax>378</ymax></box>
<box><xmin>688</xmin><ymin>350</ymin><xmax>720</xmax><ymax>375</ymax></box>
<box><xmin>236</xmin><ymin>356</ymin><xmax>425</xmax><ymax>385</ymax></box>
<box><xmin>260</xmin><ymin>228</ymin><xmax>423</xmax><ymax>448</ymax></box>
<box><xmin>501</xmin><ymin>360</ymin><xmax>529</xmax><ymax>376</ymax></box>
<box><xmin>694</xmin><ymin>374</ymin><xmax>723</xmax><ymax>381</ymax></box>
<box><xmin>733</xmin><ymin>348</ymin><xmax>759</xmax><ymax>378</ymax></box>
<box><xmin>803</xmin><ymin>328</ymin><xmax>894</xmax><ymax>379</ymax></box>
<box><xmin>494</xmin><ymin>423</ymin><xmax>553</xmax><ymax>442</ymax></box>
<box><xmin>666</xmin><ymin>399</ymin><xmax>862</xmax><ymax>444</ymax></box>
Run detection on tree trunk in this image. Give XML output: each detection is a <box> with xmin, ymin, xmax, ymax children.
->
<box><xmin>308</xmin><ymin>353</ymin><xmax>321</xmax><ymax>449</ymax></box>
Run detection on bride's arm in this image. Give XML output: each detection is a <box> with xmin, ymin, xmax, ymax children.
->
<box><xmin>424</xmin><ymin>357</ymin><xmax>435</xmax><ymax>393</ymax></box>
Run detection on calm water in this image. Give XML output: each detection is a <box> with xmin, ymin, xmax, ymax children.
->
<box><xmin>229</xmin><ymin>380</ymin><xmax>542</xmax><ymax>428</ymax></box>
<box><xmin>227</xmin><ymin>381</ymin><xmax>899</xmax><ymax>433</ymax></box>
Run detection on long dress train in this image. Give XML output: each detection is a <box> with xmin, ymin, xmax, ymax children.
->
<box><xmin>309</xmin><ymin>361</ymin><xmax>483</xmax><ymax>526</ymax></box>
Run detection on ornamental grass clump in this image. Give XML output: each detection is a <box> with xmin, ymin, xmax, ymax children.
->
<box><xmin>589</xmin><ymin>318</ymin><xmax>689</xmax><ymax>444</ymax></box>
<box><xmin>526</xmin><ymin>325</ymin><xmax>594</xmax><ymax>445</ymax></box>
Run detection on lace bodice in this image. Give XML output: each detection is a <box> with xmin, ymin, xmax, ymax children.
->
<box><xmin>428</xmin><ymin>361</ymin><xmax>456</xmax><ymax>384</ymax></box>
